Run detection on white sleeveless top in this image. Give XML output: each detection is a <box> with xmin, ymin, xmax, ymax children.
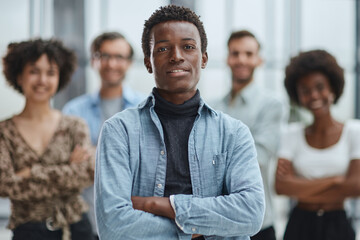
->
<box><xmin>278</xmin><ymin>119</ymin><xmax>360</xmax><ymax>179</ymax></box>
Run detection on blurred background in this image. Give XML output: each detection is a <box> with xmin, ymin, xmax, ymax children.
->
<box><xmin>0</xmin><ymin>0</ymin><xmax>359</xmax><ymax>239</ymax></box>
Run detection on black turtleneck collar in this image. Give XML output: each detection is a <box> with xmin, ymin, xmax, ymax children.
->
<box><xmin>152</xmin><ymin>88</ymin><xmax>200</xmax><ymax>117</ymax></box>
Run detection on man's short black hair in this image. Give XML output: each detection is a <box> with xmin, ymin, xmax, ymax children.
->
<box><xmin>141</xmin><ymin>5</ymin><xmax>208</xmax><ymax>58</ymax></box>
<box><xmin>227</xmin><ymin>30</ymin><xmax>261</xmax><ymax>50</ymax></box>
<box><xmin>284</xmin><ymin>49</ymin><xmax>344</xmax><ymax>105</ymax></box>
<box><xmin>91</xmin><ymin>32</ymin><xmax>134</xmax><ymax>60</ymax></box>
<box><xmin>2</xmin><ymin>38</ymin><xmax>77</xmax><ymax>94</ymax></box>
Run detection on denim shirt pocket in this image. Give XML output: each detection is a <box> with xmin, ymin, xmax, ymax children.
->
<box><xmin>212</xmin><ymin>152</ymin><xmax>227</xmax><ymax>195</ymax></box>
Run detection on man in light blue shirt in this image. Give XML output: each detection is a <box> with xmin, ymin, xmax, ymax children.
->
<box><xmin>63</xmin><ymin>32</ymin><xmax>145</xmax><ymax>145</ymax></box>
<box><xmin>95</xmin><ymin>6</ymin><xmax>265</xmax><ymax>240</ymax></box>
<box><xmin>63</xmin><ymin>32</ymin><xmax>145</xmax><ymax>238</ymax></box>
<box><xmin>213</xmin><ymin>30</ymin><xmax>286</xmax><ymax>240</ymax></box>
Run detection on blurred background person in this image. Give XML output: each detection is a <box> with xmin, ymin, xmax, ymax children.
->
<box><xmin>0</xmin><ymin>38</ymin><xmax>95</xmax><ymax>240</ymax></box>
<box><xmin>63</xmin><ymin>32</ymin><xmax>145</xmax><ymax>144</ymax></box>
<box><xmin>213</xmin><ymin>30</ymin><xmax>285</xmax><ymax>240</ymax></box>
<box><xmin>276</xmin><ymin>50</ymin><xmax>360</xmax><ymax>240</ymax></box>
<box><xmin>62</xmin><ymin>32</ymin><xmax>145</xmax><ymax>239</ymax></box>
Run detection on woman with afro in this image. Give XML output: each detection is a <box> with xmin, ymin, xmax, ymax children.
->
<box><xmin>275</xmin><ymin>49</ymin><xmax>360</xmax><ymax>240</ymax></box>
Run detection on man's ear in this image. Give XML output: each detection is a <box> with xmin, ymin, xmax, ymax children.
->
<box><xmin>91</xmin><ymin>58</ymin><xmax>101</xmax><ymax>70</ymax></box>
<box><xmin>144</xmin><ymin>57</ymin><xmax>153</xmax><ymax>73</ymax></box>
<box><xmin>201</xmin><ymin>52</ymin><xmax>208</xmax><ymax>69</ymax></box>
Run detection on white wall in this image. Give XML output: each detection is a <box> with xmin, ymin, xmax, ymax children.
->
<box><xmin>0</xmin><ymin>0</ymin><xmax>54</xmax><ymax>121</ymax></box>
<box><xmin>84</xmin><ymin>0</ymin><xmax>169</xmax><ymax>96</ymax></box>
<box><xmin>0</xmin><ymin>0</ymin><xmax>29</xmax><ymax>121</ymax></box>
<box><xmin>301</xmin><ymin>0</ymin><xmax>355</xmax><ymax>121</ymax></box>
<box><xmin>0</xmin><ymin>0</ymin><xmax>356</xmax><ymax>121</ymax></box>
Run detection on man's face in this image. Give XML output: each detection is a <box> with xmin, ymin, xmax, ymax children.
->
<box><xmin>93</xmin><ymin>39</ymin><xmax>132</xmax><ymax>87</ymax></box>
<box><xmin>227</xmin><ymin>37</ymin><xmax>262</xmax><ymax>85</ymax></box>
<box><xmin>144</xmin><ymin>21</ymin><xmax>208</xmax><ymax>96</ymax></box>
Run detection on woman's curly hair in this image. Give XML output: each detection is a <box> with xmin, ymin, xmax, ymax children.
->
<box><xmin>284</xmin><ymin>49</ymin><xmax>344</xmax><ymax>105</ymax></box>
<box><xmin>2</xmin><ymin>38</ymin><xmax>77</xmax><ymax>94</ymax></box>
<box><xmin>141</xmin><ymin>5</ymin><xmax>208</xmax><ymax>58</ymax></box>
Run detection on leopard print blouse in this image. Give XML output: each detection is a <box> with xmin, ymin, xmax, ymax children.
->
<box><xmin>0</xmin><ymin>115</ymin><xmax>94</xmax><ymax>231</ymax></box>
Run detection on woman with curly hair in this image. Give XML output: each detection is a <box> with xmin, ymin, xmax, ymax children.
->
<box><xmin>275</xmin><ymin>49</ymin><xmax>360</xmax><ymax>240</ymax></box>
<box><xmin>0</xmin><ymin>39</ymin><xmax>95</xmax><ymax>240</ymax></box>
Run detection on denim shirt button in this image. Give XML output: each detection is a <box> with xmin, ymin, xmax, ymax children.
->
<box><xmin>192</xmin><ymin>227</ymin><xmax>196</xmax><ymax>232</ymax></box>
<box><xmin>160</xmin><ymin>150</ymin><xmax>165</xmax><ymax>155</ymax></box>
<box><xmin>157</xmin><ymin>183</ymin><xmax>163</xmax><ymax>188</ymax></box>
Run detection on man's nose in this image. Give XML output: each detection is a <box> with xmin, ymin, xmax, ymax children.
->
<box><xmin>169</xmin><ymin>47</ymin><xmax>184</xmax><ymax>63</ymax></box>
<box><xmin>107</xmin><ymin>57</ymin><xmax>119</xmax><ymax>67</ymax></box>
<box><xmin>237</xmin><ymin>53</ymin><xmax>247</xmax><ymax>63</ymax></box>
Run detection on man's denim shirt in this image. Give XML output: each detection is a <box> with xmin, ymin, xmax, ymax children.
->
<box><xmin>95</xmin><ymin>93</ymin><xmax>265</xmax><ymax>240</ymax></box>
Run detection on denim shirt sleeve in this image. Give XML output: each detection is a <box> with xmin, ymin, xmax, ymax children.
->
<box><xmin>172</xmin><ymin>122</ymin><xmax>265</xmax><ymax>237</ymax></box>
<box><xmin>95</xmin><ymin>119</ymin><xmax>191</xmax><ymax>240</ymax></box>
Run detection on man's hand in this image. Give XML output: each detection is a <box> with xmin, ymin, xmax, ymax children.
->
<box><xmin>192</xmin><ymin>234</ymin><xmax>202</xmax><ymax>239</ymax></box>
<box><xmin>132</xmin><ymin>196</ymin><xmax>203</xmax><ymax>239</ymax></box>
<box><xmin>131</xmin><ymin>196</ymin><xmax>175</xmax><ymax>219</ymax></box>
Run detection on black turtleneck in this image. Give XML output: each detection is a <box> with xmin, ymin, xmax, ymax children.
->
<box><xmin>153</xmin><ymin>88</ymin><xmax>200</xmax><ymax>197</ymax></box>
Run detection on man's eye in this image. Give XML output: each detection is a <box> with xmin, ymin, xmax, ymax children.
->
<box><xmin>100</xmin><ymin>54</ymin><xmax>110</xmax><ymax>60</ymax></box>
<box><xmin>114</xmin><ymin>55</ymin><xmax>126</xmax><ymax>60</ymax></box>
<box><xmin>184</xmin><ymin>45</ymin><xmax>195</xmax><ymax>50</ymax></box>
<box><xmin>158</xmin><ymin>47</ymin><xmax>167</xmax><ymax>52</ymax></box>
<box><xmin>98</xmin><ymin>53</ymin><xmax>129</xmax><ymax>62</ymax></box>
